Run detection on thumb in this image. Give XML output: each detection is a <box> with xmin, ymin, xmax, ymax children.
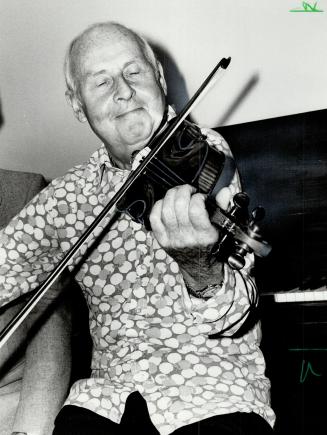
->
<box><xmin>215</xmin><ymin>187</ymin><xmax>232</xmax><ymax>211</ymax></box>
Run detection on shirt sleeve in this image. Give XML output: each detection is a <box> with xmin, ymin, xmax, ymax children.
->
<box><xmin>182</xmin><ymin>128</ymin><xmax>258</xmax><ymax>336</ymax></box>
<box><xmin>0</xmin><ymin>183</ymin><xmax>62</xmax><ymax>308</ymax></box>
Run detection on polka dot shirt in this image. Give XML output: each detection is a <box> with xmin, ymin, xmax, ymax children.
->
<box><xmin>0</xmin><ymin>128</ymin><xmax>275</xmax><ymax>434</ymax></box>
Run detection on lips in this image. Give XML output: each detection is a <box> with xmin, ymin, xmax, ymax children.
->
<box><xmin>115</xmin><ymin>107</ymin><xmax>143</xmax><ymax>119</ymax></box>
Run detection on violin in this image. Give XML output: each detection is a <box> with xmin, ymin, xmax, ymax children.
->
<box><xmin>117</xmin><ymin>117</ymin><xmax>271</xmax><ymax>270</ymax></box>
<box><xmin>117</xmin><ymin>118</ymin><xmax>226</xmax><ymax>230</ymax></box>
<box><xmin>0</xmin><ymin>57</ymin><xmax>271</xmax><ymax>349</ymax></box>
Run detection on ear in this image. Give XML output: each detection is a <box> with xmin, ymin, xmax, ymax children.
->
<box><xmin>65</xmin><ymin>89</ymin><xmax>87</xmax><ymax>123</ymax></box>
<box><xmin>157</xmin><ymin>62</ymin><xmax>167</xmax><ymax>95</ymax></box>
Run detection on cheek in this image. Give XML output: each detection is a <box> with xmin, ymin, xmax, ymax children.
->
<box><xmin>83</xmin><ymin>90</ymin><xmax>112</xmax><ymax>119</ymax></box>
<box><xmin>87</xmin><ymin>101</ymin><xmax>112</xmax><ymax>127</ymax></box>
<box><xmin>137</xmin><ymin>79</ymin><xmax>165</xmax><ymax>104</ymax></box>
<box><xmin>145</xmin><ymin>91</ymin><xmax>166</xmax><ymax>119</ymax></box>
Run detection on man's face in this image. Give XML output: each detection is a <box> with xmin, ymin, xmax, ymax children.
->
<box><xmin>74</xmin><ymin>33</ymin><xmax>166</xmax><ymax>169</ymax></box>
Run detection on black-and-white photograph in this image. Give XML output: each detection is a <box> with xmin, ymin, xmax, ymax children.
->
<box><xmin>0</xmin><ymin>1</ymin><xmax>326</xmax><ymax>434</ymax></box>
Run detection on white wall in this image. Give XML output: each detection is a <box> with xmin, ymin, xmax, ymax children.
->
<box><xmin>0</xmin><ymin>0</ymin><xmax>326</xmax><ymax>179</ymax></box>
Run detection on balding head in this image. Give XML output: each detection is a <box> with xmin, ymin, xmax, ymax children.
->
<box><xmin>63</xmin><ymin>21</ymin><xmax>167</xmax><ymax>169</ymax></box>
<box><xmin>64</xmin><ymin>22</ymin><xmax>160</xmax><ymax>97</ymax></box>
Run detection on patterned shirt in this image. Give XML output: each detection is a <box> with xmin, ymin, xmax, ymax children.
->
<box><xmin>0</xmin><ymin>128</ymin><xmax>275</xmax><ymax>434</ymax></box>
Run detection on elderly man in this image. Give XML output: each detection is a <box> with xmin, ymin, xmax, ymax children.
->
<box><xmin>0</xmin><ymin>22</ymin><xmax>275</xmax><ymax>434</ymax></box>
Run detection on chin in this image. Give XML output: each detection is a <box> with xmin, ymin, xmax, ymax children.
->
<box><xmin>125</xmin><ymin>128</ymin><xmax>154</xmax><ymax>148</ymax></box>
<box><xmin>125</xmin><ymin>115</ymin><xmax>159</xmax><ymax>144</ymax></box>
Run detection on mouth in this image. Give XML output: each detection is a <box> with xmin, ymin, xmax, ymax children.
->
<box><xmin>115</xmin><ymin>107</ymin><xmax>143</xmax><ymax>119</ymax></box>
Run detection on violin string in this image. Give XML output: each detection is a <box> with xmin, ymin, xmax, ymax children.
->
<box><xmin>147</xmin><ymin>163</ymin><xmax>179</xmax><ymax>187</ymax></box>
<box><xmin>151</xmin><ymin>157</ymin><xmax>186</xmax><ymax>184</ymax></box>
<box><xmin>144</xmin><ymin>170</ymin><xmax>174</xmax><ymax>190</ymax></box>
<box><xmin>145</xmin><ymin>163</ymin><xmax>183</xmax><ymax>189</ymax></box>
<box><xmin>146</xmin><ymin>158</ymin><xmax>187</xmax><ymax>188</ymax></box>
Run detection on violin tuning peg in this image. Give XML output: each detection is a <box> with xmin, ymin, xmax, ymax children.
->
<box><xmin>233</xmin><ymin>192</ymin><xmax>250</xmax><ymax>210</ymax></box>
<box><xmin>251</xmin><ymin>206</ymin><xmax>265</xmax><ymax>223</ymax></box>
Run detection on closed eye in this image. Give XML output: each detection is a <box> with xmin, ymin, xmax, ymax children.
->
<box><xmin>124</xmin><ymin>64</ymin><xmax>143</xmax><ymax>78</ymax></box>
<box><xmin>95</xmin><ymin>77</ymin><xmax>113</xmax><ymax>88</ymax></box>
<box><xmin>126</xmin><ymin>71</ymin><xmax>140</xmax><ymax>78</ymax></box>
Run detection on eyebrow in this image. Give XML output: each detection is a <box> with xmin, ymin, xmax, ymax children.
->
<box><xmin>85</xmin><ymin>59</ymin><xmax>146</xmax><ymax>79</ymax></box>
<box><xmin>85</xmin><ymin>69</ymin><xmax>109</xmax><ymax>80</ymax></box>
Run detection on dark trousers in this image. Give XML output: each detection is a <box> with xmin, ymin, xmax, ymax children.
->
<box><xmin>53</xmin><ymin>392</ymin><xmax>274</xmax><ymax>435</ymax></box>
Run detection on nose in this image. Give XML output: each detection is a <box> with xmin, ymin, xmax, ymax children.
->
<box><xmin>114</xmin><ymin>75</ymin><xmax>135</xmax><ymax>102</ymax></box>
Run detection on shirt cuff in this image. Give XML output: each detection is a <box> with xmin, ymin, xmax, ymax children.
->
<box><xmin>185</xmin><ymin>282</ymin><xmax>223</xmax><ymax>299</ymax></box>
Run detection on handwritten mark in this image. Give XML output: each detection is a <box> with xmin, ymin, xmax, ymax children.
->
<box><xmin>290</xmin><ymin>1</ymin><xmax>324</xmax><ymax>12</ymax></box>
<box><xmin>299</xmin><ymin>359</ymin><xmax>322</xmax><ymax>383</ymax></box>
<box><xmin>289</xmin><ymin>348</ymin><xmax>325</xmax><ymax>383</ymax></box>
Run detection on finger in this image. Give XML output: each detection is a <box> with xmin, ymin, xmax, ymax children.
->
<box><xmin>174</xmin><ymin>185</ymin><xmax>195</xmax><ymax>227</ymax></box>
<box><xmin>215</xmin><ymin>187</ymin><xmax>232</xmax><ymax>211</ymax></box>
<box><xmin>161</xmin><ymin>185</ymin><xmax>195</xmax><ymax>230</ymax></box>
<box><xmin>188</xmin><ymin>193</ymin><xmax>212</xmax><ymax>231</ymax></box>
<box><xmin>160</xmin><ymin>187</ymin><xmax>179</xmax><ymax>230</ymax></box>
<box><xmin>149</xmin><ymin>199</ymin><xmax>166</xmax><ymax>236</ymax></box>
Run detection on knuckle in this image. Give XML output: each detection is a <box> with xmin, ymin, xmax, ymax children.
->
<box><xmin>174</xmin><ymin>195</ymin><xmax>186</xmax><ymax>211</ymax></box>
<box><xmin>174</xmin><ymin>184</ymin><xmax>193</xmax><ymax>196</ymax></box>
<box><xmin>149</xmin><ymin>201</ymin><xmax>162</xmax><ymax>227</ymax></box>
<box><xmin>189</xmin><ymin>208</ymin><xmax>204</xmax><ymax>224</ymax></box>
<box><xmin>152</xmin><ymin>198</ymin><xmax>162</xmax><ymax>210</ymax></box>
<box><xmin>180</xmin><ymin>184</ymin><xmax>195</xmax><ymax>195</ymax></box>
<box><xmin>149</xmin><ymin>211</ymin><xmax>160</xmax><ymax>228</ymax></box>
<box><xmin>162</xmin><ymin>212</ymin><xmax>177</xmax><ymax>228</ymax></box>
<box><xmin>160</xmin><ymin>204</ymin><xmax>176</xmax><ymax>227</ymax></box>
<box><xmin>164</xmin><ymin>187</ymin><xmax>177</xmax><ymax>199</ymax></box>
<box><xmin>189</xmin><ymin>194</ymin><xmax>205</xmax><ymax>217</ymax></box>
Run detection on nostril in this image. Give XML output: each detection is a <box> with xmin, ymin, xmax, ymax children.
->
<box><xmin>114</xmin><ymin>76</ymin><xmax>135</xmax><ymax>101</ymax></box>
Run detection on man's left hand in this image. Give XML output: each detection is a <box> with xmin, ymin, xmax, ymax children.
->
<box><xmin>149</xmin><ymin>184</ymin><xmax>231</xmax><ymax>292</ymax></box>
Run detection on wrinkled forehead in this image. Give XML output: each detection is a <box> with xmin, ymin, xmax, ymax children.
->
<box><xmin>71</xmin><ymin>28</ymin><xmax>146</xmax><ymax>83</ymax></box>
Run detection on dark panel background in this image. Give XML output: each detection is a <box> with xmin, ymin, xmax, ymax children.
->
<box><xmin>217</xmin><ymin>109</ymin><xmax>327</xmax><ymax>294</ymax></box>
<box><xmin>218</xmin><ymin>110</ymin><xmax>327</xmax><ymax>434</ymax></box>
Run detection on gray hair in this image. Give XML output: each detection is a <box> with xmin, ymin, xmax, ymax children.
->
<box><xmin>64</xmin><ymin>22</ymin><xmax>161</xmax><ymax>97</ymax></box>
